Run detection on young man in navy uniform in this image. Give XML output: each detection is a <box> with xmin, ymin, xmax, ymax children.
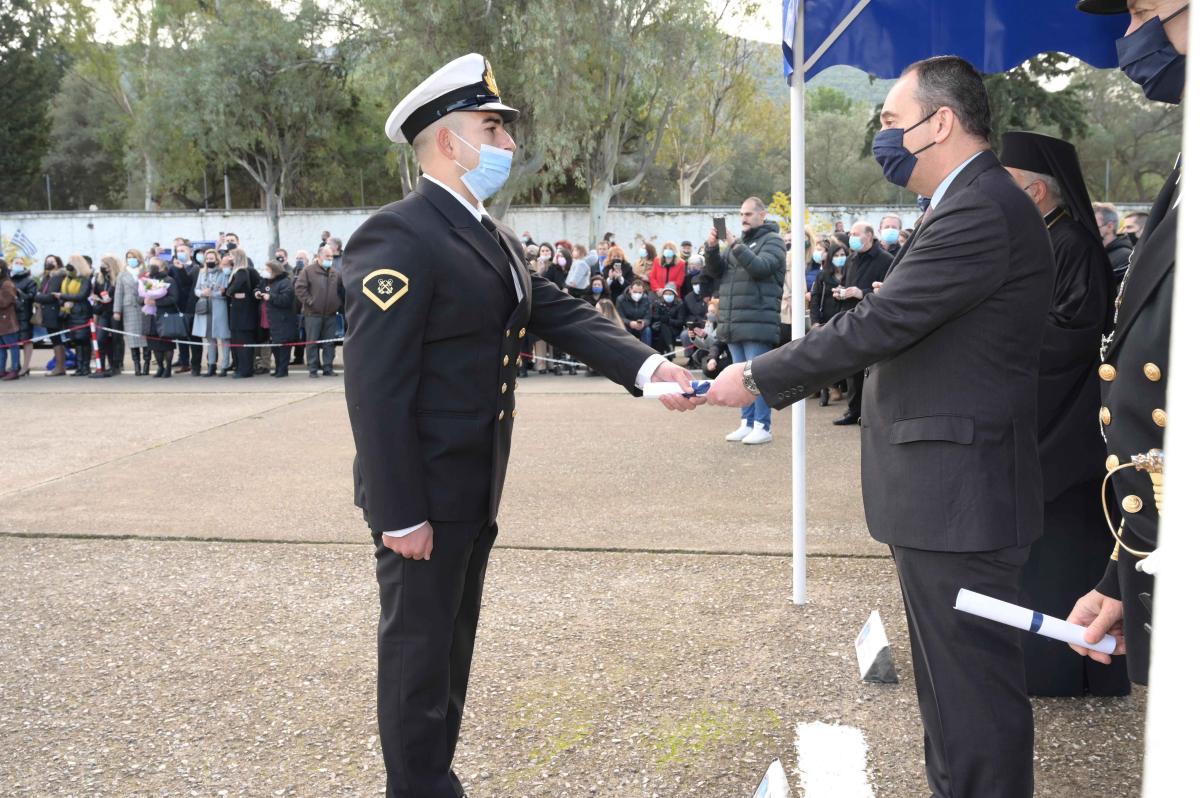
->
<box><xmin>1068</xmin><ymin>0</ymin><xmax>1184</xmax><ymax>688</ymax></box>
<box><xmin>341</xmin><ymin>54</ymin><xmax>697</xmax><ymax>797</ymax></box>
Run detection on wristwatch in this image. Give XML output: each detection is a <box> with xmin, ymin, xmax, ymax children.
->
<box><xmin>742</xmin><ymin>360</ymin><xmax>760</xmax><ymax>396</ymax></box>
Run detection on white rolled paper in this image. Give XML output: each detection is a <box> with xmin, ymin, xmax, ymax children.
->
<box><xmin>642</xmin><ymin>380</ymin><xmax>711</xmax><ymax>398</ymax></box>
<box><xmin>954</xmin><ymin>589</ymin><xmax>1118</xmax><ymax>656</ymax></box>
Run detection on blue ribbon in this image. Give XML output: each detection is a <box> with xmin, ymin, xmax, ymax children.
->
<box><xmin>1029</xmin><ymin>612</ymin><xmax>1044</xmax><ymax>634</ymax></box>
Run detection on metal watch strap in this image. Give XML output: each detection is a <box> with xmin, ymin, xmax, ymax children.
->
<box><xmin>743</xmin><ymin>360</ymin><xmax>760</xmax><ymax>396</ymax></box>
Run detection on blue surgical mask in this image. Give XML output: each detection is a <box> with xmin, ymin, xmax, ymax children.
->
<box><xmin>222</xmin><ymin>266</ymin><xmax>232</xmax><ymax>275</ymax></box>
<box><xmin>1117</xmin><ymin>6</ymin><xmax>1189</xmax><ymax>105</ymax></box>
<box><xmin>126</xmin><ymin>257</ymin><xmax>139</xmax><ymax>268</ymax></box>
<box><xmin>451</xmin><ymin>130</ymin><xmax>513</xmax><ymax>201</ymax></box>
<box><xmin>880</xmin><ymin>228</ymin><xmax>901</xmax><ymax>245</ymax></box>
<box><xmin>663</xmin><ymin>249</ymin><xmax>675</xmax><ymax>259</ymax></box>
<box><xmin>592</xmin><ymin>284</ymin><xmax>603</xmax><ymax>295</ymax></box>
<box><xmin>833</xmin><ymin>255</ymin><xmax>847</xmax><ymax>268</ymax></box>
<box><xmin>812</xmin><ymin>250</ymin><xmax>825</xmax><ymax>263</ymax></box>
<box><xmin>849</xmin><ymin>236</ymin><xmax>864</xmax><ymax>252</ymax></box>
<box><xmin>872</xmin><ymin>109</ymin><xmax>937</xmax><ymax>188</ymax></box>
<box><xmin>639</xmin><ymin>249</ymin><xmax>648</xmax><ymax>260</ymax></box>
<box><xmin>322</xmin><ymin>260</ymin><xmax>333</xmax><ymax>269</ymax></box>
<box><xmin>692</xmin><ymin>284</ymin><xmax>701</xmax><ymax>294</ymax></box>
<box><xmin>663</xmin><ymin>293</ymin><xmax>675</xmax><ymax>304</ymax></box>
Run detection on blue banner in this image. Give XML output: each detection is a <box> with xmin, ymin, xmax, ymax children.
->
<box><xmin>786</xmin><ymin>0</ymin><xmax>1129</xmax><ymax>80</ymax></box>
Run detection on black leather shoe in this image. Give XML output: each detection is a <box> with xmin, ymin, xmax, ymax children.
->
<box><xmin>832</xmin><ymin>413</ymin><xmax>860</xmax><ymax>426</ymax></box>
<box><xmin>819</xmin><ymin>388</ymin><xmax>829</xmax><ymax>407</ymax></box>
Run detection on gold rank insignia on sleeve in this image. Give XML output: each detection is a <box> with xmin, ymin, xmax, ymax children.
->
<box><xmin>363</xmin><ymin>269</ymin><xmax>409</xmax><ymax>311</ymax></box>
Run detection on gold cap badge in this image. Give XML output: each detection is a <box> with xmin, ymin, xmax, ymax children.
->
<box><xmin>483</xmin><ymin>59</ymin><xmax>500</xmax><ymax>97</ymax></box>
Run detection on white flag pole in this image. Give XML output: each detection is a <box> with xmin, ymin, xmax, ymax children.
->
<box><xmin>789</xmin><ymin>2</ymin><xmax>807</xmax><ymax>605</ymax></box>
<box><xmin>1142</xmin><ymin>9</ymin><xmax>1200</xmax><ymax>794</ymax></box>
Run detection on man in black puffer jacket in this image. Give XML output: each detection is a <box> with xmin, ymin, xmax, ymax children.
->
<box><xmin>833</xmin><ymin>221</ymin><xmax>893</xmax><ymax>425</ymax></box>
<box><xmin>703</xmin><ymin>196</ymin><xmax>787</xmax><ymax>445</ymax></box>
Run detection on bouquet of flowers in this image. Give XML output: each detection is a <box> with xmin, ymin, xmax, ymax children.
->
<box><xmin>138</xmin><ymin>278</ymin><xmax>169</xmax><ymax>315</ymax></box>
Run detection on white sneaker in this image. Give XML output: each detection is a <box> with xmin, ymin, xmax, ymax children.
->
<box><xmin>725</xmin><ymin>421</ymin><xmax>752</xmax><ymax>442</ymax></box>
<box><xmin>742</xmin><ymin>422</ymin><xmax>773</xmax><ymax>445</ymax></box>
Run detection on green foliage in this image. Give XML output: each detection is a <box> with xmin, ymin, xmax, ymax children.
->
<box><xmin>41</xmin><ymin>66</ymin><xmax>131</xmax><ymax>209</ymax></box>
<box><xmin>0</xmin><ymin>0</ymin><xmax>83</xmax><ymax>209</ymax></box>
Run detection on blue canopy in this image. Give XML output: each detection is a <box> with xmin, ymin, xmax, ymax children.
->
<box><xmin>785</xmin><ymin>0</ymin><xmax>1130</xmax><ymax>81</ymax></box>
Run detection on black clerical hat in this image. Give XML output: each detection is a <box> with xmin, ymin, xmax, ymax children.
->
<box><xmin>1076</xmin><ymin>0</ymin><xmax>1128</xmax><ymax>15</ymax></box>
<box><xmin>1000</xmin><ymin>130</ymin><xmax>1100</xmax><ymax>240</ymax></box>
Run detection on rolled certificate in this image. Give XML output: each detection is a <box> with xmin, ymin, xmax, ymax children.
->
<box><xmin>954</xmin><ymin>589</ymin><xmax>1118</xmax><ymax>655</ymax></box>
<box><xmin>642</xmin><ymin>380</ymin><xmax>711</xmax><ymax>398</ymax></box>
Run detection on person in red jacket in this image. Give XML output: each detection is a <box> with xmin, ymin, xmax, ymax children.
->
<box><xmin>649</xmin><ymin>241</ymin><xmax>686</xmax><ymax>294</ymax></box>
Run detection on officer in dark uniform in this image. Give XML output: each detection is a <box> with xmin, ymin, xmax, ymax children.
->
<box><xmin>999</xmin><ymin>131</ymin><xmax>1128</xmax><ymax>697</ymax></box>
<box><xmin>1069</xmin><ymin>0</ymin><xmax>1183</xmax><ymax>686</ymax></box>
<box><xmin>341</xmin><ymin>54</ymin><xmax>696</xmax><ymax>798</ymax></box>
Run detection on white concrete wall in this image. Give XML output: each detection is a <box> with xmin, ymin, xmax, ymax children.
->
<box><xmin>0</xmin><ymin>202</ymin><xmax>1153</xmax><ymax>272</ymax></box>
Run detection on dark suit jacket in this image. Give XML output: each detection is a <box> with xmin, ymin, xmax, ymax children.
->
<box><xmin>343</xmin><ymin>177</ymin><xmax>657</xmax><ymax>533</ymax></box>
<box><xmin>843</xmin><ymin>241</ymin><xmax>892</xmax><ymax>308</ymax></box>
<box><xmin>752</xmin><ymin>151</ymin><xmax>1054</xmax><ymax>552</ymax></box>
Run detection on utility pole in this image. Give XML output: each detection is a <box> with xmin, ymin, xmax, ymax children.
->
<box><xmin>44</xmin><ymin>174</ymin><xmax>52</xmax><ymax>211</ymax></box>
<box><xmin>224</xmin><ymin>170</ymin><xmax>232</xmax><ymax>210</ymax></box>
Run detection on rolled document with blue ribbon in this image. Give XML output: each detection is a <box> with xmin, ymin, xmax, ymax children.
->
<box><xmin>954</xmin><ymin>589</ymin><xmax>1118</xmax><ymax>655</ymax></box>
<box><xmin>641</xmin><ymin>380</ymin><xmax>711</xmax><ymax>399</ymax></box>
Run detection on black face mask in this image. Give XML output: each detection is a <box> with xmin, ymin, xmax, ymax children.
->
<box><xmin>205</xmin><ymin>261</ymin><xmax>217</xmax><ymax>267</ymax></box>
<box><xmin>66</xmin><ymin>265</ymin><xmax>76</xmax><ymax>274</ymax></box>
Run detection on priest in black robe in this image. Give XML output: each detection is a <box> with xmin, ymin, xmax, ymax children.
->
<box><xmin>1000</xmin><ymin>131</ymin><xmax>1128</xmax><ymax>697</ymax></box>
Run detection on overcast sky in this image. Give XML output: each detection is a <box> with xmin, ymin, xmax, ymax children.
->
<box><xmin>92</xmin><ymin>0</ymin><xmax>779</xmax><ymax>46</ymax></box>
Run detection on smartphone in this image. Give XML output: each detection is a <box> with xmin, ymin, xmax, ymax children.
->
<box><xmin>713</xmin><ymin>216</ymin><xmax>727</xmax><ymax>241</ymax></box>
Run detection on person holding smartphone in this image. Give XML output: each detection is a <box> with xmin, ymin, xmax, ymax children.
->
<box><xmin>703</xmin><ymin>196</ymin><xmax>788</xmax><ymax>445</ymax></box>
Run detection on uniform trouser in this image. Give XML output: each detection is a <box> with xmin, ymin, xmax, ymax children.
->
<box><xmin>1019</xmin><ymin>480</ymin><xmax>1130</xmax><ymax>697</ymax></box>
<box><xmin>1113</xmin><ymin>547</ymin><xmax>1154</xmax><ymax>685</ymax></box>
<box><xmin>374</xmin><ymin>521</ymin><xmax>498</xmax><ymax>798</ymax></box>
<box><xmin>892</xmin><ymin>544</ymin><xmax>1034</xmax><ymax>798</ymax></box>
<box><xmin>846</xmin><ymin>370</ymin><xmax>865</xmax><ymax>418</ymax></box>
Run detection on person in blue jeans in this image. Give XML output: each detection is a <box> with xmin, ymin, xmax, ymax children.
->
<box><xmin>703</xmin><ymin>196</ymin><xmax>788</xmax><ymax>445</ymax></box>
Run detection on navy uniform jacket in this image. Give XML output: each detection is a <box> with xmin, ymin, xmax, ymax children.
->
<box><xmin>751</xmin><ymin>151</ymin><xmax>1053</xmax><ymax>552</ymax></box>
<box><xmin>343</xmin><ymin>177</ymin><xmax>657</xmax><ymax>532</ymax></box>
<box><xmin>1093</xmin><ymin>161</ymin><xmax>1176</xmax><ymax>685</ymax></box>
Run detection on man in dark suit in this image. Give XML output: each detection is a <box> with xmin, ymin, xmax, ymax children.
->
<box><xmin>1068</xmin><ymin>0</ymin><xmax>1184</xmax><ymax>689</ymax></box>
<box><xmin>342</xmin><ymin>54</ymin><xmax>696</xmax><ymax>798</ymax></box>
<box><xmin>832</xmin><ymin>221</ymin><xmax>891</xmax><ymax>426</ymax></box>
<box><xmin>708</xmin><ymin>56</ymin><xmax>1053</xmax><ymax>798</ymax></box>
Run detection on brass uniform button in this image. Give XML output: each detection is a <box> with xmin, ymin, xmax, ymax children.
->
<box><xmin>1105</xmin><ymin>454</ymin><xmax>1120</xmax><ymax>472</ymax></box>
<box><xmin>1143</xmin><ymin>362</ymin><xmax>1161</xmax><ymax>381</ymax></box>
<box><xmin>498</xmin><ymin>410</ymin><xmax>505</xmax><ymax>421</ymax></box>
<box><xmin>1100</xmin><ymin>407</ymin><xmax>1111</xmax><ymax>425</ymax></box>
<box><xmin>512</xmin><ymin>409</ymin><xmax>518</xmax><ymax>419</ymax></box>
<box><xmin>1122</xmin><ymin>495</ymin><xmax>1143</xmax><ymax>514</ymax></box>
<box><xmin>503</xmin><ymin>355</ymin><xmax>510</xmax><ymax>367</ymax></box>
<box><xmin>505</xmin><ymin>329</ymin><xmax>511</xmax><ymax>338</ymax></box>
<box><xmin>1098</xmin><ymin>364</ymin><xmax>1116</xmax><ymax>381</ymax></box>
<box><xmin>500</xmin><ymin>383</ymin><xmax>508</xmax><ymax>394</ymax></box>
<box><xmin>518</xmin><ymin>327</ymin><xmax>526</xmax><ymax>338</ymax></box>
<box><xmin>1152</xmin><ymin>408</ymin><xmax>1167</xmax><ymax>428</ymax></box>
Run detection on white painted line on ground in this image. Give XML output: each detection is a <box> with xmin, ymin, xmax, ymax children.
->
<box><xmin>794</xmin><ymin>721</ymin><xmax>875</xmax><ymax>798</ymax></box>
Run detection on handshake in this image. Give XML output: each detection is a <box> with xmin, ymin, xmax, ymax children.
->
<box><xmin>648</xmin><ymin>361</ymin><xmax>760</xmax><ymax>411</ymax></box>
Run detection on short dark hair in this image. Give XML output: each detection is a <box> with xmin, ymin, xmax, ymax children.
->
<box><xmin>903</xmin><ymin>55</ymin><xmax>992</xmax><ymax>141</ymax></box>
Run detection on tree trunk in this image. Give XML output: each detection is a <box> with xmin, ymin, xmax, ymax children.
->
<box><xmin>678</xmin><ymin>172</ymin><xmax>694</xmax><ymax>206</ymax></box>
<box><xmin>589</xmin><ymin>183</ymin><xmax>615</xmax><ymax>248</ymax></box>
<box><xmin>143</xmin><ymin>153</ymin><xmax>155</xmax><ymax>211</ymax></box>
<box><xmin>265</xmin><ymin>183</ymin><xmax>282</xmax><ymax>255</ymax></box>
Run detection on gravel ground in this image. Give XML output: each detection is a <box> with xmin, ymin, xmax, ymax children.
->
<box><xmin>0</xmin><ymin>538</ymin><xmax>1144</xmax><ymax>797</ymax></box>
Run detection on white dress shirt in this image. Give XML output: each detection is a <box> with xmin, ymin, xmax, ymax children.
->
<box><xmin>383</xmin><ymin>177</ymin><xmax>666</xmax><ymax>540</ymax></box>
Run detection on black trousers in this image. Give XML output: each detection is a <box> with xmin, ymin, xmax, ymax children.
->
<box><xmin>374</xmin><ymin>521</ymin><xmax>498</xmax><ymax>798</ymax></box>
<box><xmin>1020</xmin><ymin>480</ymin><xmax>1130</xmax><ymax>696</ymax></box>
<box><xmin>892</xmin><ymin>544</ymin><xmax>1034</xmax><ymax>798</ymax></box>
<box><xmin>847</xmin><ymin>370</ymin><xmax>865</xmax><ymax>417</ymax></box>
<box><xmin>230</xmin><ymin>330</ymin><xmax>255</xmax><ymax>377</ymax></box>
